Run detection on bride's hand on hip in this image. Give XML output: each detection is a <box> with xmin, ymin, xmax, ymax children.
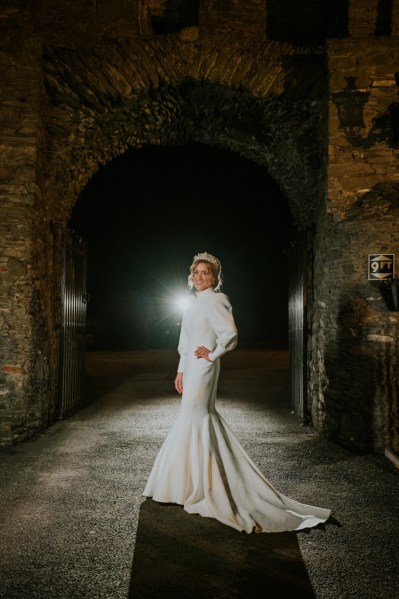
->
<box><xmin>195</xmin><ymin>346</ymin><xmax>212</xmax><ymax>361</ymax></box>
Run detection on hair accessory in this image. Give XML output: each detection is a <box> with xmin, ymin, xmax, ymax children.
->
<box><xmin>192</xmin><ymin>252</ymin><xmax>220</xmax><ymax>267</ymax></box>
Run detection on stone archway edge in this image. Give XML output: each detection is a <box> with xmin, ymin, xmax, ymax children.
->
<box><xmin>43</xmin><ymin>34</ymin><xmax>322</xmax><ymax>106</ymax></box>
<box><xmin>43</xmin><ymin>34</ymin><xmax>325</xmax><ymax>227</ymax></box>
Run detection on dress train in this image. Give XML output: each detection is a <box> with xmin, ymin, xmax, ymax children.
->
<box><xmin>143</xmin><ymin>406</ymin><xmax>331</xmax><ymax>534</ymax></box>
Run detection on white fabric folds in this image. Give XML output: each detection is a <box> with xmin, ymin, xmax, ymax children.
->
<box><xmin>143</xmin><ymin>288</ymin><xmax>330</xmax><ymax>534</ymax></box>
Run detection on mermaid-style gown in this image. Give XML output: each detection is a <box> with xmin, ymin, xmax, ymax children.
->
<box><xmin>143</xmin><ymin>288</ymin><xmax>331</xmax><ymax>533</ymax></box>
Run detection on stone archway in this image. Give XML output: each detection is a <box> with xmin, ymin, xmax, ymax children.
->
<box><xmin>42</xmin><ymin>35</ymin><xmax>327</xmax><ymax>227</ymax></box>
<box><xmin>1</xmin><ymin>33</ymin><xmax>329</xmax><ymax>445</ymax></box>
<box><xmin>1</xmin><ymin>2</ymin><xmax>399</xmax><ymax>460</ymax></box>
<box><xmin>2</xmin><ymin>12</ymin><xmax>398</xmax><ymax>456</ymax></box>
<box><xmin>28</xmin><ymin>35</ymin><xmax>327</xmax><ymax>446</ymax></box>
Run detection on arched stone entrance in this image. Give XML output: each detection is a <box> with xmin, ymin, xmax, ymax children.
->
<box><xmin>43</xmin><ymin>36</ymin><xmax>326</xmax><ymax>226</ymax></box>
<box><xmin>37</xmin><ymin>37</ymin><xmax>326</xmax><ymax>446</ymax></box>
<box><xmin>1</xmin><ymin>6</ymin><xmax>398</xmax><ymax>459</ymax></box>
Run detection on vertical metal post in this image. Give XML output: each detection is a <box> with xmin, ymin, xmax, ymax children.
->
<box><xmin>58</xmin><ymin>229</ymin><xmax>88</xmax><ymax>418</ymax></box>
<box><xmin>288</xmin><ymin>231</ymin><xmax>310</xmax><ymax>424</ymax></box>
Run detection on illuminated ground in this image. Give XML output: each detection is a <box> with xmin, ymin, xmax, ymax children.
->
<box><xmin>0</xmin><ymin>350</ymin><xmax>397</xmax><ymax>598</ymax></box>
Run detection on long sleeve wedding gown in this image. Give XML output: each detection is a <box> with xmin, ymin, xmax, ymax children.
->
<box><xmin>143</xmin><ymin>288</ymin><xmax>331</xmax><ymax>534</ymax></box>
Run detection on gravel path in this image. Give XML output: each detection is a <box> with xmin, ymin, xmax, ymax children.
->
<box><xmin>0</xmin><ymin>350</ymin><xmax>397</xmax><ymax>599</ymax></box>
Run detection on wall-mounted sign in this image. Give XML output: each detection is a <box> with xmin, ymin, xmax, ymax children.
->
<box><xmin>368</xmin><ymin>254</ymin><xmax>395</xmax><ymax>280</ymax></box>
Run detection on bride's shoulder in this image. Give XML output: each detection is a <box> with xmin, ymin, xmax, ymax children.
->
<box><xmin>209</xmin><ymin>291</ymin><xmax>232</xmax><ymax>307</ymax></box>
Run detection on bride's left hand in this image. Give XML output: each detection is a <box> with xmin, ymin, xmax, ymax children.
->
<box><xmin>195</xmin><ymin>346</ymin><xmax>211</xmax><ymax>361</ymax></box>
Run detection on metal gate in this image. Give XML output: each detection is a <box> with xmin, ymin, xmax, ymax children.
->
<box><xmin>288</xmin><ymin>232</ymin><xmax>310</xmax><ymax>424</ymax></box>
<box><xmin>58</xmin><ymin>229</ymin><xmax>88</xmax><ymax>418</ymax></box>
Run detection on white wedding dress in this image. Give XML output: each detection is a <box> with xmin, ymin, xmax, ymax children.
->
<box><xmin>143</xmin><ymin>288</ymin><xmax>331</xmax><ymax>533</ymax></box>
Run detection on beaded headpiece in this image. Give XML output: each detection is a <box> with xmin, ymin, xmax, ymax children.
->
<box><xmin>188</xmin><ymin>251</ymin><xmax>223</xmax><ymax>292</ymax></box>
<box><xmin>192</xmin><ymin>252</ymin><xmax>220</xmax><ymax>267</ymax></box>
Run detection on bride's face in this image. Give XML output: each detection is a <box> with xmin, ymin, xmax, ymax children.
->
<box><xmin>192</xmin><ymin>262</ymin><xmax>214</xmax><ymax>292</ymax></box>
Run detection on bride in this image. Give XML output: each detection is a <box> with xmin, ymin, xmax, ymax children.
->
<box><xmin>143</xmin><ymin>252</ymin><xmax>331</xmax><ymax>533</ymax></box>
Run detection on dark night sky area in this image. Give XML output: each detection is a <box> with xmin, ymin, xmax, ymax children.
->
<box><xmin>70</xmin><ymin>142</ymin><xmax>296</xmax><ymax>350</ymax></box>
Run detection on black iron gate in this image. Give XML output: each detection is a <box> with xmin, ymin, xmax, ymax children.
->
<box><xmin>58</xmin><ymin>229</ymin><xmax>88</xmax><ymax>418</ymax></box>
<box><xmin>288</xmin><ymin>232</ymin><xmax>310</xmax><ymax>424</ymax></box>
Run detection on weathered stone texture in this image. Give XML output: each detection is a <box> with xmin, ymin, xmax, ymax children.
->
<box><xmin>310</xmin><ymin>185</ymin><xmax>399</xmax><ymax>452</ymax></box>
<box><xmin>200</xmin><ymin>0</ymin><xmax>267</xmax><ymax>37</ymax></box>
<box><xmin>38</xmin><ymin>0</ymin><xmax>382</xmax><ymax>48</ymax></box>
<box><xmin>348</xmin><ymin>0</ymin><xmax>380</xmax><ymax>37</ymax></box>
<box><xmin>328</xmin><ymin>39</ymin><xmax>399</xmax><ymax>219</ymax></box>
<box><xmin>41</xmin><ymin>36</ymin><xmax>326</xmax><ymax>231</ymax></box>
<box><xmin>0</xmin><ymin>3</ymin><xmax>58</xmax><ymax>444</ymax></box>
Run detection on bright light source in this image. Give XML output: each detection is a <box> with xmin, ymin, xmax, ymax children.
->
<box><xmin>176</xmin><ymin>295</ymin><xmax>190</xmax><ymax>312</ymax></box>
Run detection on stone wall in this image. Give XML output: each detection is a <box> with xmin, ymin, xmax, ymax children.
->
<box><xmin>328</xmin><ymin>38</ymin><xmax>399</xmax><ymax>216</ymax></box>
<box><xmin>0</xmin><ymin>3</ymin><xmax>56</xmax><ymax>443</ymax></box>
<box><xmin>309</xmin><ymin>38</ymin><xmax>399</xmax><ymax>452</ymax></box>
<box><xmin>38</xmin><ymin>0</ymin><xmax>370</xmax><ymax>47</ymax></box>
<box><xmin>310</xmin><ymin>190</ymin><xmax>399</xmax><ymax>453</ymax></box>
